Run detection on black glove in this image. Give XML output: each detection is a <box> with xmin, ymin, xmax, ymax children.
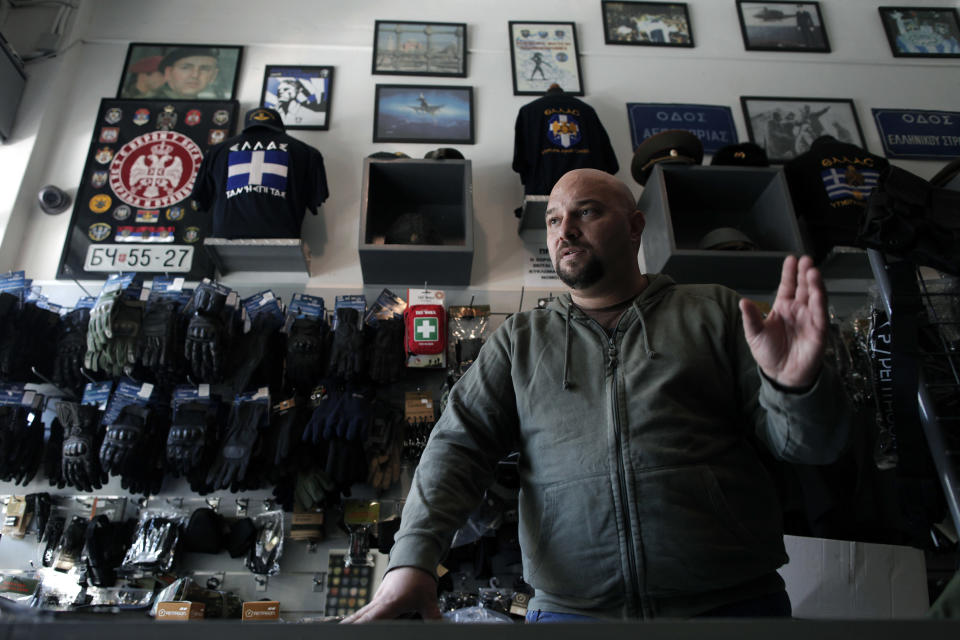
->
<box><xmin>185</xmin><ymin>287</ymin><xmax>228</xmax><ymax>382</ymax></box>
<box><xmin>329</xmin><ymin>308</ymin><xmax>365</xmax><ymax>380</ymax></box>
<box><xmin>368</xmin><ymin>317</ymin><xmax>406</xmax><ymax>384</ymax></box>
<box><xmin>285</xmin><ymin>317</ymin><xmax>330</xmax><ymax>392</ymax></box>
<box><xmin>0</xmin><ymin>301</ymin><xmax>60</xmax><ymax>382</ymax></box>
<box><xmin>301</xmin><ymin>384</ymin><xmax>343</xmax><ymax>445</ymax></box>
<box><xmin>15</xmin><ymin>413</ymin><xmax>44</xmax><ymax>486</ymax></box>
<box><xmin>0</xmin><ymin>405</ymin><xmax>43</xmax><ymax>485</ymax></box>
<box><xmin>166</xmin><ymin>402</ymin><xmax>217</xmax><ymax>477</ymax></box>
<box><xmin>139</xmin><ymin>299</ymin><xmax>180</xmax><ymax>369</ymax></box>
<box><xmin>52</xmin><ymin>307</ymin><xmax>90</xmax><ymax>392</ymax></box>
<box><xmin>206</xmin><ymin>401</ymin><xmax>267</xmax><ymax>491</ymax></box>
<box><xmin>60</xmin><ymin>402</ymin><xmax>106</xmax><ymax>492</ymax></box>
<box><xmin>44</xmin><ymin>418</ymin><xmax>66</xmax><ymax>489</ymax></box>
<box><xmin>84</xmin><ymin>515</ymin><xmax>135</xmax><ymax>588</ymax></box>
<box><xmin>99</xmin><ymin>404</ymin><xmax>151</xmax><ymax>476</ymax></box>
<box><xmin>272</xmin><ymin>398</ymin><xmax>306</xmax><ymax>468</ymax></box>
<box><xmin>119</xmin><ymin>407</ymin><xmax>168</xmax><ymax>497</ymax></box>
<box><xmin>228</xmin><ymin>315</ymin><xmax>283</xmax><ymax>396</ymax></box>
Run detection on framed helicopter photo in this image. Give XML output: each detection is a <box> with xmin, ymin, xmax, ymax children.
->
<box><xmin>372</xmin><ymin>84</ymin><xmax>475</xmax><ymax>144</ymax></box>
<box><xmin>736</xmin><ymin>1</ymin><xmax>830</xmax><ymax>52</ymax></box>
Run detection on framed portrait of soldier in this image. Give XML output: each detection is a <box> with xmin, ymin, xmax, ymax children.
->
<box><xmin>260</xmin><ymin>65</ymin><xmax>334</xmax><ymax>130</ymax></box>
<box><xmin>508</xmin><ymin>21</ymin><xmax>583</xmax><ymax>96</ymax></box>
<box><xmin>372</xmin><ymin>21</ymin><xmax>467</xmax><ymax>77</ymax></box>
<box><xmin>741</xmin><ymin>96</ymin><xmax>865</xmax><ymax>163</ymax></box>
<box><xmin>878</xmin><ymin>7</ymin><xmax>960</xmax><ymax>58</ymax></box>
<box><xmin>117</xmin><ymin>43</ymin><xmax>243</xmax><ymax>100</ymax></box>
<box><xmin>601</xmin><ymin>2</ymin><xmax>694</xmax><ymax>47</ymax></box>
<box><xmin>736</xmin><ymin>1</ymin><xmax>830</xmax><ymax>52</ymax></box>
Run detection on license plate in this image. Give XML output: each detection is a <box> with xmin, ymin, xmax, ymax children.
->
<box><xmin>83</xmin><ymin>244</ymin><xmax>194</xmax><ymax>272</ymax></box>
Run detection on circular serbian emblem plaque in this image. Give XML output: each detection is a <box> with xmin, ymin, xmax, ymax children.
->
<box><xmin>108</xmin><ymin>131</ymin><xmax>203</xmax><ymax>209</ymax></box>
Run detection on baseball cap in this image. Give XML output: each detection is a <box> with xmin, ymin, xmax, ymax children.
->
<box><xmin>424</xmin><ymin>148</ymin><xmax>465</xmax><ymax>160</ymax></box>
<box><xmin>630</xmin><ymin>130</ymin><xmax>703</xmax><ymax>186</ymax></box>
<box><xmin>129</xmin><ymin>55</ymin><xmax>162</xmax><ymax>74</ymax></box>
<box><xmin>243</xmin><ymin>107</ymin><xmax>285</xmax><ymax>132</ymax></box>
<box><xmin>710</xmin><ymin>142</ymin><xmax>769</xmax><ymax>167</ymax></box>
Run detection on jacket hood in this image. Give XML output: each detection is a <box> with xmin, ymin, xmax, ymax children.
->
<box><xmin>545</xmin><ymin>273</ymin><xmax>676</xmax><ymax>391</ymax></box>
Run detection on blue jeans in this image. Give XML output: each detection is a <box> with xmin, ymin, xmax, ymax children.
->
<box><xmin>525</xmin><ymin>591</ymin><xmax>792</xmax><ymax>622</ymax></box>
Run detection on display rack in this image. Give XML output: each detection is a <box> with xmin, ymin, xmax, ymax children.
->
<box><xmin>867</xmin><ymin>249</ymin><xmax>960</xmax><ymax>535</ymax></box>
<box><xmin>202</xmin><ymin>238</ymin><xmax>311</xmax><ymax>276</ymax></box>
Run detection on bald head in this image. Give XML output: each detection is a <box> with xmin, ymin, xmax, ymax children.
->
<box><xmin>550</xmin><ymin>169</ymin><xmax>637</xmax><ymax>219</ymax></box>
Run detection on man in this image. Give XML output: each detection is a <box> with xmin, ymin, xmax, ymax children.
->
<box><xmin>346</xmin><ymin>169</ymin><xmax>849</xmax><ymax>622</ymax></box>
<box><xmin>157</xmin><ymin>47</ymin><xmax>220</xmax><ymax>99</ymax></box>
<box><xmin>121</xmin><ymin>55</ymin><xmax>164</xmax><ymax>98</ymax></box>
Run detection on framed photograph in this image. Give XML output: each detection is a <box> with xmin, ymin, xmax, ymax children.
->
<box><xmin>878</xmin><ymin>7</ymin><xmax>960</xmax><ymax>57</ymax></box>
<box><xmin>601</xmin><ymin>2</ymin><xmax>694</xmax><ymax>47</ymax></box>
<box><xmin>373</xmin><ymin>84</ymin><xmax>474</xmax><ymax>144</ymax></box>
<box><xmin>260</xmin><ymin>66</ymin><xmax>334</xmax><ymax>130</ymax></box>
<box><xmin>736</xmin><ymin>1</ymin><xmax>830</xmax><ymax>52</ymax></box>
<box><xmin>372</xmin><ymin>21</ymin><xmax>467</xmax><ymax>77</ymax></box>
<box><xmin>741</xmin><ymin>96</ymin><xmax>865</xmax><ymax>163</ymax></box>
<box><xmin>508</xmin><ymin>22</ymin><xmax>583</xmax><ymax>96</ymax></box>
<box><xmin>117</xmin><ymin>43</ymin><xmax>242</xmax><ymax>100</ymax></box>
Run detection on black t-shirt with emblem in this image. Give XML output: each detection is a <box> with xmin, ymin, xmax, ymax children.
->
<box><xmin>192</xmin><ymin>127</ymin><xmax>328</xmax><ymax>238</ymax></box>
<box><xmin>784</xmin><ymin>136</ymin><xmax>889</xmax><ymax>260</ymax></box>
<box><xmin>512</xmin><ymin>89</ymin><xmax>619</xmax><ymax>196</ymax></box>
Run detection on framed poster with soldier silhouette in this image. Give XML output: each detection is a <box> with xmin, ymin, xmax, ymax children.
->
<box><xmin>57</xmin><ymin>98</ymin><xmax>239</xmax><ymax>280</ymax></box>
<box><xmin>741</xmin><ymin>96</ymin><xmax>865</xmax><ymax>163</ymax></box>
<box><xmin>508</xmin><ymin>21</ymin><xmax>583</xmax><ymax>96</ymax></box>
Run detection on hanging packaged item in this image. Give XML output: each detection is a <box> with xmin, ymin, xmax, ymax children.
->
<box><xmin>447</xmin><ymin>304</ymin><xmax>490</xmax><ymax>379</ymax></box>
<box><xmin>405</xmin><ymin>288</ymin><xmax>446</xmax><ymax>369</ymax></box>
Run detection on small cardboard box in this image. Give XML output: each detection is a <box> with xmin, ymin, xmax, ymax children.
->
<box><xmin>156</xmin><ymin>601</ymin><xmax>205</xmax><ymax>621</ymax></box>
<box><xmin>242</xmin><ymin>600</ymin><xmax>280</xmax><ymax>621</ymax></box>
<box><xmin>780</xmin><ymin>535</ymin><xmax>929</xmax><ymax>619</ymax></box>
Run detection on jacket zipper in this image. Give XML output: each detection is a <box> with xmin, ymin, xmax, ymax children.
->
<box><xmin>606</xmin><ymin>331</ymin><xmax>642</xmax><ymax>617</ymax></box>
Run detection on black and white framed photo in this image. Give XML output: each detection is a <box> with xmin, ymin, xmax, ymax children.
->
<box><xmin>601</xmin><ymin>1</ymin><xmax>694</xmax><ymax>47</ymax></box>
<box><xmin>878</xmin><ymin>7</ymin><xmax>960</xmax><ymax>57</ymax></box>
<box><xmin>741</xmin><ymin>96</ymin><xmax>865</xmax><ymax>163</ymax></box>
<box><xmin>508</xmin><ymin>22</ymin><xmax>583</xmax><ymax>95</ymax></box>
<box><xmin>373</xmin><ymin>84</ymin><xmax>474</xmax><ymax>144</ymax></box>
<box><xmin>260</xmin><ymin>66</ymin><xmax>334</xmax><ymax>130</ymax></box>
<box><xmin>736</xmin><ymin>1</ymin><xmax>830</xmax><ymax>52</ymax></box>
<box><xmin>118</xmin><ymin>43</ymin><xmax>242</xmax><ymax>100</ymax></box>
<box><xmin>372</xmin><ymin>21</ymin><xmax>468</xmax><ymax>77</ymax></box>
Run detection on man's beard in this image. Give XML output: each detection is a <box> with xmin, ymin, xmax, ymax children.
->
<box><xmin>555</xmin><ymin>252</ymin><xmax>605</xmax><ymax>289</ymax></box>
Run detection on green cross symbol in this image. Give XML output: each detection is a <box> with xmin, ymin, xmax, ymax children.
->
<box><xmin>414</xmin><ymin>317</ymin><xmax>438</xmax><ymax>341</ymax></box>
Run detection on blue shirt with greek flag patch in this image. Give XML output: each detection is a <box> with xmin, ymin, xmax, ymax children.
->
<box><xmin>227</xmin><ymin>149</ymin><xmax>289</xmax><ymax>194</ymax></box>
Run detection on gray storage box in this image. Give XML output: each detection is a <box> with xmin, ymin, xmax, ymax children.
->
<box><xmin>638</xmin><ymin>165</ymin><xmax>804</xmax><ymax>291</ymax></box>
<box><xmin>359</xmin><ymin>158</ymin><xmax>474</xmax><ymax>286</ymax></box>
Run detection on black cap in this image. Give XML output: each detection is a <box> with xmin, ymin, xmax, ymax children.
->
<box><xmin>711</xmin><ymin>142</ymin><xmax>769</xmax><ymax>167</ymax></box>
<box><xmin>159</xmin><ymin>47</ymin><xmax>219</xmax><ymax>71</ymax></box>
<box><xmin>243</xmin><ymin>107</ymin><xmax>285</xmax><ymax>132</ymax></box>
<box><xmin>631</xmin><ymin>130</ymin><xmax>703</xmax><ymax>186</ymax></box>
<box><xmin>368</xmin><ymin>151</ymin><xmax>411</xmax><ymax>160</ymax></box>
<box><xmin>424</xmin><ymin>147</ymin><xmax>465</xmax><ymax>160</ymax></box>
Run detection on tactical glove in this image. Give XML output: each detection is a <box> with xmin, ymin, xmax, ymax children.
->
<box><xmin>295</xmin><ymin>468</ymin><xmax>337</xmax><ymax>510</ymax></box>
<box><xmin>99</xmin><ymin>404</ymin><xmax>151</xmax><ymax>476</ymax></box>
<box><xmin>206</xmin><ymin>401</ymin><xmax>267</xmax><ymax>491</ymax></box>
<box><xmin>302</xmin><ymin>383</ymin><xmax>342</xmax><ymax>445</ymax></box>
<box><xmin>336</xmin><ymin>386</ymin><xmax>373</xmax><ymax>442</ymax></box>
<box><xmin>87</xmin><ymin>288</ymin><xmax>122</xmax><ymax>353</ymax></box>
<box><xmin>185</xmin><ymin>286</ymin><xmax>228</xmax><ymax>382</ymax></box>
<box><xmin>166</xmin><ymin>402</ymin><xmax>216</xmax><ymax>477</ymax></box>
<box><xmin>329</xmin><ymin>308</ymin><xmax>365</xmax><ymax>380</ymax></box>
<box><xmin>139</xmin><ymin>300</ymin><xmax>180</xmax><ymax>369</ymax></box>
<box><xmin>368</xmin><ymin>317</ymin><xmax>406</xmax><ymax>384</ymax></box>
<box><xmin>59</xmin><ymin>402</ymin><xmax>106</xmax><ymax>492</ymax></box>
<box><xmin>272</xmin><ymin>398</ymin><xmax>306</xmax><ymax>468</ymax></box>
<box><xmin>53</xmin><ymin>307</ymin><xmax>90</xmax><ymax>391</ymax></box>
<box><xmin>119</xmin><ymin>410</ymin><xmax>168</xmax><ymax>497</ymax></box>
<box><xmin>285</xmin><ymin>316</ymin><xmax>329</xmax><ymax>392</ymax></box>
<box><xmin>228</xmin><ymin>315</ymin><xmax>283</xmax><ymax>396</ymax></box>
<box><xmin>44</xmin><ymin>418</ymin><xmax>66</xmax><ymax>489</ymax></box>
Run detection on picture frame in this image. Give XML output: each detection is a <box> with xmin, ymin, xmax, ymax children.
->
<box><xmin>740</xmin><ymin>96</ymin><xmax>865</xmax><ymax>163</ymax></box>
<box><xmin>508</xmin><ymin>21</ymin><xmax>583</xmax><ymax>96</ymax></box>
<box><xmin>878</xmin><ymin>6</ymin><xmax>960</xmax><ymax>58</ymax></box>
<box><xmin>260</xmin><ymin>65</ymin><xmax>334</xmax><ymax>130</ymax></box>
<box><xmin>736</xmin><ymin>1</ymin><xmax>830</xmax><ymax>52</ymax></box>
<box><xmin>117</xmin><ymin>42</ymin><xmax>242</xmax><ymax>100</ymax></box>
<box><xmin>601</xmin><ymin>1</ymin><xmax>694</xmax><ymax>47</ymax></box>
<box><xmin>372</xmin><ymin>20</ymin><xmax>468</xmax><ymax>77</ymax></box>
<box><xmin>373</xmin><ymin>84</ymin><xmax>474</xmax><ymax>144</ymax></box>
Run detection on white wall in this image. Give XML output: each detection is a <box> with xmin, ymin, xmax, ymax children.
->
<box><xmin>2</xmin><ymin>0</ymin><xmax>958</xmax><ymax>305</ymax></box>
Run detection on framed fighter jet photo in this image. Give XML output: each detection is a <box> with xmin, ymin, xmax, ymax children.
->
<box><xmin>878</xmin><ymin>7</ymin><xmax>960</xmax><ymax>58</ymax></box>
<box><xmin>372</xmin><ymin>21</ymin><xmax>468</xmax><ymax>77</ymax></box>
<box><xmin>741</xmin><ymin>96</ymin><xmax>865</xmax><ymax>163</ymax></box>
<box><xmin>736</xmin><ymin>1</ymin><xmax>830</xmax><ymax>52</ymax></box>
<box><xmin>508</xmin><ymin>21</ymin><xmax>583</xmax><ymax>96</ymax></box>
<box><xmin>373</xmin><ymin>84</ymin><xmax>474</xmax><ymax>144</ymax></box>
<box><xmin>260</xmin><ymin>65</ymin><xmax>334</xmax><ymax>130</ymax></box>
<box><xmin>601</xmin><ymin>2</ymin><xmax>694</xmax><ymax>47</ymax></box>
<box><xmin>117</xmin><ymin>42</ymin><xmax>243</xmax><ymax>100</ymax></box>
